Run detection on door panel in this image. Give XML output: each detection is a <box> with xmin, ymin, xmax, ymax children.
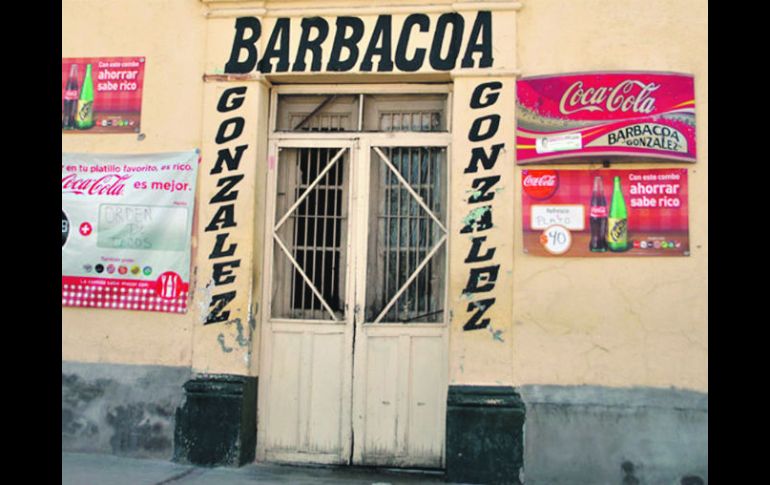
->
<box><xmin>259</xmin><ymin>143</ymin><xmax>355</xmax><ymax>465</ymax></box>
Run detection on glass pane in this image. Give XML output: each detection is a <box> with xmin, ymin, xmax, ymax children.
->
<box><xmin>276</xmin><ymin>94</ymin><xmax>359</xmax><ymax>132</ymax></box>
<box><xmin>363</xmin><ymin>94</ymin><xmax>448</xmax><ymax>132</ymax></box>
<box><xmin>272</xmin><ymin>147</ymin><xmax>348</xmax><ymax>320</ymax></box>
<box><xmin>365</xmin><ymin>147</ymin><xmax>447</xmax><ymax>323</ymax></box>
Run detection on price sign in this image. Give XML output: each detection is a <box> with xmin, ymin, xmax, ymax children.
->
<box><xmin>540</xmin><ymin>225</ymin><xmax>572</xmax><ymax>255</ymax></box>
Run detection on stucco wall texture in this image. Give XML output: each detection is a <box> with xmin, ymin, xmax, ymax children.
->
<box><xmin>62</xmin><ymin>0</ymin><xmax>707</xmax><ymax>393</ymax></box>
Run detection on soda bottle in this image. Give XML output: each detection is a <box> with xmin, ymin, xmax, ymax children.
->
<box><xmin>607</xmin><ymin>175</ymin><xmax>629</xmax><ymax>252</ymax></box>
<box><xmin>75</xmin><ymin>63</ymin><xmax>95</xmax><ymax>130</ymax></box>
<box><xmin>588</xmin><ymin>175</ymin><xmax>608</xmax><ymax>252</ymax></box>
<box><xmin>62</xmin><ymin>64</ymin><xmax>79</xmax><ymax>130</ymax></box>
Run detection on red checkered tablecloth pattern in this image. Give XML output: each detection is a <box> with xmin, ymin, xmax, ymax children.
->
<box><xmin>61</xmin><ymin>278</ymin><xmax>188</xmax><ymax>314</ymax></box>
<box><xmin>522</xmin><ymin>168</ymin><xmax>688</xmax><ymax>233</ymax></box>
<box><xmin>62</xmin><ymin>57</ymin><xmax>145</xmax><ymax>113</ymax></box>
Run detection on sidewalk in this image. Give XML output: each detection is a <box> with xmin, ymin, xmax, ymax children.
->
<box><xmin>62</xmin><ymin>452</ymin><xmax>449</xmax><ymax>485</ymax></box>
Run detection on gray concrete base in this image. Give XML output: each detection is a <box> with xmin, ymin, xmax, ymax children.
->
<box><xmin>62</xmin><ymin>361</ymin><xmax>191</xmax><ymax>459</ymax></box>
<box><xmin>518</xmin><ymin>385</ymin><xmax>708</xmax><ymax>485</ymax></box>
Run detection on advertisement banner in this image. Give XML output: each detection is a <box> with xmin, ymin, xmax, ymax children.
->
<box><xmin>62</xmin><ymin>151</ymin><xmax>199</xmax><ymax>313</ymax></box>
<box><xmin>516</xmin><ymin>72</ymin><xmax>696</xmax><ymax>164</ymax></box>
<box><xmin>521</xmin><ymin>168</ymin><xmax>689</xmax><ymax>257</ymax></box>
<box><xmin>62</xmin><ymin>57</ymin><xmax>145</xmax><ymax>133</ymax></box>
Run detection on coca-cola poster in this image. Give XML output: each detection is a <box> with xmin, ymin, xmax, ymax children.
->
<box><xmin>521</xmin><ymin>168</ymin><xmax>689</xmax><ymax>257</ymax></box>
<box><xmin>62</xmin><ymin>57</ymin><xmax>145</xmax><ymax>134</ymax></box>
<box><xmin>516</xmin><ymin>72</ymin><xmax>696</xmax><ymax>164</ymax></box>
<box><xmin>62</xmin><ymin>151</ymin><xmax>199</xmax><ymax>313</ymax></box>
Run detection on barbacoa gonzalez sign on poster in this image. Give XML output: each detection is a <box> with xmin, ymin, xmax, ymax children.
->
<box><xmin>521</xmin><ymin>168</ymin><xmax>689</xmax><ymax>257</ymax></box>
<box><xmin>62</xmin><ymin>57</ymin><xmax>145</xmax><ymax>133</ymax></box>
<box><xmin>62</xmin><ymin>151</ymin><xmax>199</xmax><ymax>313</ymax></box>
<box><xmin>516</xmin><ymin>72</ymin><xmax>696</xmax><ymax>164</ymax></box>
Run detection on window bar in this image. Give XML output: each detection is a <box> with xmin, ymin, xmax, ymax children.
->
<box><xmin>290</xmin><ymin>149</ymin><xmax>304</xmax><ymax>316</ymax></box>
<box><xmin>395</xmin><ymin>148</ymin><xmax>403</xmax><ymax>321</ymax></box>
<box><xmin>372</xmin><ymin>147</ymin><xmax>447</xmax><ymax>234</ymax></box>
<box><xmin>382</xmin><ymin>155</ymin><xmax>390</xmax><ymax>319</ymax></box>
<box><xmin>410</xmin><ymin>147</ymin><xmax>417</xmax><ymax>321</ymax></box>
<box><xmin>273</xmin><ymin>233</ymin><xmax>339</xmax><ymax>322</ymax></box>
<box><xmin>312</xmin><ymin>148</ymin><xmax>322</xmax><ymax>318</ymax></box>
<box><xmin>373</xmin><ymin>234</ymin><xmax>448</xmax><ymax>324</ymax></box>
<box><xmin>274</xmin><ymin>148</ymin><xmax>346</xmax><ymax>232</ymax></box>
<box><xmin>319</xmin><ymin>148</ymin><xmax>329</xmax><ymax>319</ymax></box>
<box><xmin>302</xmin><ymin>148</ymin><xmax>315</xmax><ymax>317</ymax></box>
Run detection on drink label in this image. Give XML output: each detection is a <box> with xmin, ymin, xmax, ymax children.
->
<box><xmin>589</xmin><ymin>206</ymin><xmax>607</xmax><ymax>218</ymax></box>
<box><xmin>64</xmin><ymin>89</ymin><xmax>79</xmax><ymax>100</ymax></box>
<box><xmin>607</xmin><ymin>217</ymin><xmax>628</xmax><ymax>244</ymax></box>
<box><xmin>76</xmin><ymin>100</ymin><xmax>94</xmax><ymax>126</ymax></box>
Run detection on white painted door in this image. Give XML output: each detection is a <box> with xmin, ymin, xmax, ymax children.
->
<box><xmin>258</xmin><ymin>141</ymin><xmax>356</xmax><ymax>465</ymax></box>
<box><xmin>259</xmin><ymin>87</ymin><xmax>449</xmax><ymax>469</ymax></box>
<box><xmin>351</xmin><ymin>141</ymin><xmax>448</xmax><ymax>468</ymax></box>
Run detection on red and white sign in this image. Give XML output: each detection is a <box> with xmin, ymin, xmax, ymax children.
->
<box><xmin>521</xmin><ymin>168</ymin><xmax>690</xmax><ymax>257</ymax></box>
<box><xmin>62</xmin><ymin>151</ymin><xmax>199</xmax><ymax>313</ymax></box>
<box><xmin>62</xmin><ymin>57</ymin><xmax>146</xmax><ymax>134</ymax></box>
<box><xmin>516</xmin><ymin>72</ymin><xmax>696</xmax><ymax>164</ymax></box>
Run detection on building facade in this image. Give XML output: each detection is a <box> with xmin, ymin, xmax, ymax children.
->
<box><xmin>62</xmin><ymin>1</ymin><xmax>708</xmax><ymax>484</ymax></box>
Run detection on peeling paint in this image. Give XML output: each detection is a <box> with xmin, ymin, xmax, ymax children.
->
<box><xmin>462</xmin><ymin>206</ymin><xmax>492</xmax><ymax>231</ymax></box>
<box><xmin>489</xmin><ymin>326</ymin><xmax>505</xmax><ymax>342</ymax></box>
<box><xmin>217</xmin><ymin>334</ymin><xmax>233</xmax><ymax>353</ymax></box>
<box><xmin>231</xmin><ymin>318</ymin><xmax>249</xmax><ymax>347</ymax></box>
<box><xmin>196</xmin><ymin>280</ymin><xmax>215</xmax><ymax>324</ymax></box>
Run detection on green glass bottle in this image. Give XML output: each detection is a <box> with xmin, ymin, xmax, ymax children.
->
<box><xmin>607</xmin><ymin>175</ymin><xmax>629</xmax><ymax>252</ymax></box>
<box><xmin>75</xmin><ymin>64</ymin><xmax>95</xmax><ymax>130</ymax></box>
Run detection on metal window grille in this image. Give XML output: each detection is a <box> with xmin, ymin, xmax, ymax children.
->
<box><xmin>272</xmin><ymin>147</ymin><xmax>348</xmax><ymax>321</ymax></box>
<box><xmin>365</xmin><ymin>146</ymin><xmax>447</xmax><ymax>323</ymax></box>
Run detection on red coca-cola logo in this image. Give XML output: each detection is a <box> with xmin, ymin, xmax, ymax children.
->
<box><xmin>62</xmin><ymin>173</ymin><xmax>129</xmax><ymax>196</ymax></box>
<box><xmin>589</xmin><ymin>206</ymin><xmax>608</xmax><ymax>218</ymax></box>
<box><xmin>64</xmin><ymin>89</ymin><xmax>79</xmax><ymax>100</ymax></box>
<box><xmin>522</xmin><ymin>170</ymin><xmax>559</xmax><ymax>200</ymax></box>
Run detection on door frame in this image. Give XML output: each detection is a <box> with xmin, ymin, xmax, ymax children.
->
<box><xmin>257</xmin><ymin>83</ymin><xmax>452</xmax><ymax>466</ymax></box>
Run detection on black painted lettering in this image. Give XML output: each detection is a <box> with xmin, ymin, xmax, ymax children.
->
<box><xmin>461</xmin><ymin>11</ymin><xmax>493</xmax><ymax>68</ymax></box>
<box><xmin>293</xmin><ymin>17</ymin><xmax>329</xmax><ymax>72</ymax></box>
<box><xmin>209</xmin><ymin>233</ymin><xmax>238</xmax><ymax>259</ymax></box>
<box><xmin>205</xmin><ymin>291</ymin><xmax>236</xmax><ymax>324</ymax></box>
<box><xmin>469</xmin><ymin>114</ymin><xmax>500</xmax><ymax>142</ymax></box>
<box><xmin>470</xmin><ymin>81</ymin><xmax>502</xmax><ymax>109</ymax></box>
<box><xmin>360</xmin><ymin>15</ymin><xmax>394</xmax><ymax>72</ymax></box>
<box><xmin>469</xmin><ymin>175</ymin><xmax>500</xmax><ymax>203</ymax></box>
<box><xmin>211</xmin><ymin>145</ymin><xmax>248</xmax><ymax>175</ymax></box>
<box><xmin>463</xmin><ymin>265</ymin><xmax>500</xmax><ymax>294</ymax></box>
<box><xmin>258</xmin><ymin>17</ymin><xmax>291</xmax><ymax>73</ymax></box>
<box><xmin>464</xmin><ymin>236</ymin><xmax>496</xmax><ymax>263</ymax></box>
<box><xmin>213</xmin><ymin>260</ymin><xmax>241</xmax><ymax>286</ymax></box>
<box><xmin>429</xmin><ymin>13</ymin><xmax>464</xmax><ymax>70</ymax></box>
<box><xmin>216</xmin><ymin>117</ymin><xmax>245</xmax><ymax>144</ymax></box>
<box><xmin>205</xmin><ymin>204</ymin><xmax>237</xmax><ymax>231</ymax></box>
<box><xmin>464</xmin><ymin>143</ymin><xmax>504</xmax><ymax>173</ymax></box>
<box><xmin>395</xmin><ymin>14</ymin><xmax>429</xmax><ymax>72</ymax></box>
<box><xmin>217</xmin><ymin>87</ymin><xmax>247</xmax><ymax>113</ymax></box>
<box><xmin>224</xmin><ymin>17</ymin><xmax>261</xmax><ymax>74</ymax></box>
<box><xmin>463</xmin><ymin>298</ymin><xmax>496</xmax><ymax>330</ymax></box>
<box><xmin>327</xmin><ymin>17</ymin><xmax>364</xmax><ymax>71</ymax></box>
<box><xmin>460</xmin><ymin>206</ymin><xmax>493</xmax><ymax>234</ymax></box>
<box><xmin>210</xmin><ymin>175</ymin><xmax>244</xmax><ymax>204</ymax></box>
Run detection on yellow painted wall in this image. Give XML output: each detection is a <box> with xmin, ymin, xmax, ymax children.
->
<box><xmin>62</xmin><ymin>0</ymin><xmax>207</xmax><ymax>366</ymax></box>
<box><xmin>62</xmin><ymin>0</ymin><xmax>707</xmax><ymax>394</ymax></box>
<box><xmin>512</xmin><ymin>0</ymin><xmax>708</xmax><ymax>391</ymax></box>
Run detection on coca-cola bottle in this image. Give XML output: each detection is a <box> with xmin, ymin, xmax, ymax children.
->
<box><xmin>62</xmin><ymin>64</ymin><xmax>79</xmax><ymax>130</ymax></box>
<box><xmin>589</xmin><ymin>175</ymin><xmax>608</xmax><ymax>252</ymax></box>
